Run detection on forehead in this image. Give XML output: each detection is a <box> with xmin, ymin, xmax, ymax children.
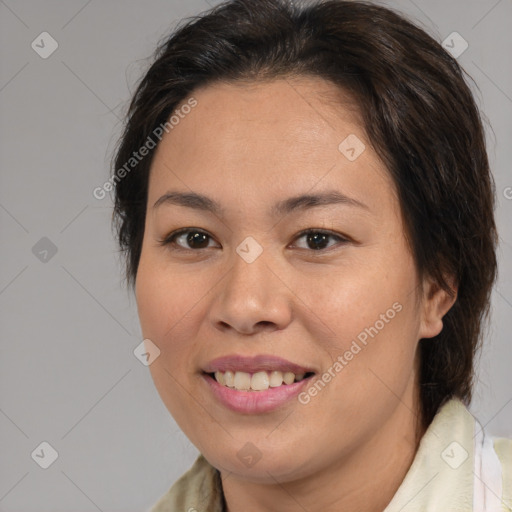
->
<box><xmin>148</xmin><ymin>77</ymin><xmax>394</xmax><ymax>215</ymax></box>
<box><xmin>189</xmin><ymin>76</ymin><xmax>362</xmax><ymax>127</ymax></box>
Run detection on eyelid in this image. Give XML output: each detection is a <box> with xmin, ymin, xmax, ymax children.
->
<box><xmin>291</xmin><ymin>228</ymin><xmax>350</xmax><ymax>251</ymax></box>
<box><xmin>292</xmin><ymin>228</ymin><xmax>349</xmax><ymax>243</ymax></box>
<box><xmin>158</xmin><ymin>227</ymin><xmax>350</xmax><ymax>251</ymax></box>
<box><xmin>157</xmin><ymin>227</ymin><xmax>217</xmax><ymax>249</ymax></box>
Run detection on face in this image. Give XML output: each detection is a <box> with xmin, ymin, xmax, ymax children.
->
<box><xmin>135</xmin><ymin>77</ymin><xmax>448</xmax><ymax>484</ymax></box>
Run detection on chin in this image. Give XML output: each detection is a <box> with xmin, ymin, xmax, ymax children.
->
<box><xmin>206</xmin><ymin>448</ymin><xmax>315</xmax><ymax>484</ymax></box>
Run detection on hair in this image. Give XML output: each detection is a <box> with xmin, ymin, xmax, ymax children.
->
<box><xmin>111</xmin><ymin>0</ymin><xmax>498</xmax><ymax>427</ymax></box>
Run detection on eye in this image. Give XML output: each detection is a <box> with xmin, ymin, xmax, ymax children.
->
<box><xmin>158</xmin><ymin>228</ymin><xmax>349</xmax><ymax>252</ymax></box>
<box><xmin>292</xmin><ymin>229</ymin><xmax>349</xmax><ymax>251</ymax></box>
<box><xmin>158</xmin><ymin>228</ymin><xmax>218</xmax><ymax>251</ymax></box>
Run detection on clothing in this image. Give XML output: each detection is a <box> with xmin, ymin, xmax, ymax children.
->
<box><xmin>148</xmin><ymin>398</ymin><xmax>512</xmax><ymax>511</ymax></box>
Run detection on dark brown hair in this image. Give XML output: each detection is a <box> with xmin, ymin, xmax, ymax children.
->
<box><xmin>111</xmin><ymin>0</ymin><xmax>498</xmax><ymax>427</ymax></box>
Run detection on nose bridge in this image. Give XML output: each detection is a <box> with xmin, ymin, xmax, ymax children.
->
<box><xmin>227</xmin><ymin>238</ymin><xmax>275</xmax><ymax>304</ymax></box>
<box><xmin>210</xmin><ymin>238</ymin><xmax>292</xmax><ymax>333</ymax></box>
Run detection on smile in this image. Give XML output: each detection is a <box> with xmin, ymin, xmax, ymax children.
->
<box><xmin>209</xmin><ymin>370</ymin><xmax>314</xmax><ymax>391</ymax></box>
<box><xmin>202</xmin><ymin>371</ymin><xmax>316</xmax><ymax>414</ymax></box>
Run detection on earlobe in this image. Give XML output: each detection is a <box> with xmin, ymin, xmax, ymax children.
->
<box><xmin>419</xmin><ymin>276</ymin><xmax>458</xmax><ymax>339</ymax></box>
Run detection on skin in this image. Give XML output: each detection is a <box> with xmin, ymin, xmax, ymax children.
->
<box><xmin>135</xmin><ymin>77</ymin><xmax>457</xmax><ymax>512</ymax></box>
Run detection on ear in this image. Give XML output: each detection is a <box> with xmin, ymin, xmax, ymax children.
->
<box><xmin>418</xmin><ymin>275</ymin><xmax>458</xmax><ymax>339</ymax></box>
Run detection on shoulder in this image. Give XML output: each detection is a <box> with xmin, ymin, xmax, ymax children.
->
<box><xmin>148</xmin><ymin>454</ymin><xmax>224</xmax><ymax>512</ymax></box>
<box><xmin>383</xmin><ymin>397</ymin><xmax>511</xmax><ymax>511</ymax></box>
<box><xmin>491</xmin><ymin>436</ymin><xmax>512</xmax><ymax>510</ymax></box>
<box><xmin>493</xmin><ymin>436</ymin><xmax>512</xmax><ymax>465</ymax></box>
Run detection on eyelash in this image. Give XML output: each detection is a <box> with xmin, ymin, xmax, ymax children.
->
<box><xmin>157</xmin><ymin>228</ymin><xmax>350</xmax><ymax>253</ymax></box>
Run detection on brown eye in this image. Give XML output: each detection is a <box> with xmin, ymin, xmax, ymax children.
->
<box><xmin>160</xmin><ymin>229</ymin><xmax>216</xmax><ymax>250</ymax></box>
<box><xmin>293</xmin><ymin>229</ymin><xmax>348</xmax><ymax>251</ymax></box>
<box><xmin>183</xmin><ymin>231</ymin><xmax>210</xmax><ymax>249</ymax></box>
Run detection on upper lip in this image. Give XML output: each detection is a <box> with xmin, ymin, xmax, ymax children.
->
<box><xmin>203</xmin><ymin>354</ymin><xmax>316</xmax><ymax>375</ymax></box>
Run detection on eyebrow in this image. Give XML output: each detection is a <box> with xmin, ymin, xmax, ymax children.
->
<box><xmin>153</xmin><ymin>190</ymin><xmax>369</xmax><ymax>217</ymax></box>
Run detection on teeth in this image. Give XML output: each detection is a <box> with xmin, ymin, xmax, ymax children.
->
<box><xmin>224</xmin><ymin>370</ymin><xmax>234</xmax><ymax>388</ymax></box>
<box><xmin>251</xmin><ymin>371</ymin><xmax>269</xmax><ymax>391</ymax></box>
<box><xmin>234</xmin><ymin>371</ymin><xmax>251</xmax><ymax>390</ymax></box>
<box><xmin>283</xmin><ymin>372</ymin><xmax>295</xmax><ymax>385</ymax></box>
<box><xmin>212</xmin><ymin>370</ymin><xmax>309</xmax><ymax>391</ymax></box>
<box><xmin>269</xmin><ymin>370</ymin><xmax>283</xmax><ymax>387</ymax></box>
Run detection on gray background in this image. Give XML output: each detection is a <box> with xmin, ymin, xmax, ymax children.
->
<box><xmin>0</xmin><ymin>0</ymin><xmax>511</xmax><ymax>510</ymax></box>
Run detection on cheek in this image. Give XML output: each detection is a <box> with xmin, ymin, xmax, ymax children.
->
<box><xmin>135</xmin><ymin>254</ymin><xmax>218</xmax><ymax>380</ymax></box>
<box><xmin>135</xmin><ymin>253</ymin><xmax>197</xmax><ymax>340</ymax></box>
<box><xmin>135</xmin><ymin>257</ymin><xmax>210</xmax><ymax>440</ymax></box>
<box><xmin>135</xmin><ymin>265</ymin><xmax>170</xmax><ymax>342</ymax></box>
<box><xmin>293</xmin><ymin>256</ymin><xmax>415</xmax><ymax>341</ymax></box>
<box><xmin>295</xmin><ymin>254</ymin><xmax>421</xmax><ymax>396</ymax></box>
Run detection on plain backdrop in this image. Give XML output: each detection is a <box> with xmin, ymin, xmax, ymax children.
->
<box><xmin>0</xmin><ymin>0</ymin><xmax>511</xmax><ymax>510</ymax></box>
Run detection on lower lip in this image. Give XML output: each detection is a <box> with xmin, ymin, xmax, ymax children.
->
<box><xmin>201</xmin><ymin>373</ymin><xmax>314</xmax><ymax>414</ymax></box>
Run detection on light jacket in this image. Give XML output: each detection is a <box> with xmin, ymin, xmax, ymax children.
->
<box><xmin>148</xmin><ymin>397</ymin><xmax>512</xmax><ymax>511</ymax></box>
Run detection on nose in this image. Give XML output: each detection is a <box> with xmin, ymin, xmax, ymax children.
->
<box><xmin>209</xmin><ymin>246</ymin><xmax>293</xmax><ymax>335</ymax></box>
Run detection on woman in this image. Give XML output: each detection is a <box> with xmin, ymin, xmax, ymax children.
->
<box><xmin>111</xmin><ymin>0</ymin><xmax>511</xmax><ymax>510</ymax></box>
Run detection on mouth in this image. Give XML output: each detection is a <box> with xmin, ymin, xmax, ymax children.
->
<box><xmin>203</xmin><ymin>370</ymin><xmax>316</xmax><ymax>392</ymax></box>
<box><xmin>202</xmin><ymin>353</ymin><xmax>317</xmax><ymax>392</ymax></box>
<box><xmin>201</xmin><ymin>354</ymin><xmax>317</xmax><ymax>413</ymax></box>
<box><xmin>201</xmin><ymin>369</ymin><xmax>316</xmax><ymax>414</ymax></box>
